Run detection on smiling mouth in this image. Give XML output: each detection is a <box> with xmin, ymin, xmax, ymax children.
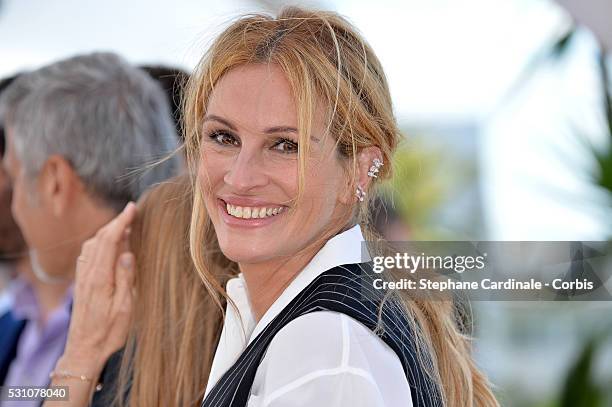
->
<box><xmin>221</xmin><ymin>200</ymin><xmax>285</xmax><ymax>220</ymax></box>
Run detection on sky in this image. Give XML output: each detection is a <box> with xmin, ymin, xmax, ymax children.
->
<box><xmin>0</xmin><ymin>0</ymin><xmax>567</xmax><ymax>120</ymax></box>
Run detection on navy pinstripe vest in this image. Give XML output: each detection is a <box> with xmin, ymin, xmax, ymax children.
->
<box><xmin>201</xmin><ymin>262</ymin><xmax>443</xmax><ymax>407</ymax></box>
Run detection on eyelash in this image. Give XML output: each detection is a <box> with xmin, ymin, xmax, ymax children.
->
<box><xmin>207</xmin><ymin>130</ymin><xmax>298</xmax><ymax>154</ymax></box>
<box><xmin>208</xmin><ymin>130</ymin><xmax>239</xmax><ymax>147</ymax></box>
<box><xmin>272</xmin><ymin>138</ymin><xmax>298</xmax><ymax>154</ymax></box>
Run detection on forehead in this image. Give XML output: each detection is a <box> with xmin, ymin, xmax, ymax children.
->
<box><xmin>206</xmin><ymin>64</ymin><xmax>297</xmax><ymax>130</ymax></box>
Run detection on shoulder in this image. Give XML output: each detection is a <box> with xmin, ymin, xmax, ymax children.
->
<box><xmin>266</xmin><ymin>311</ymin><xmax>399</xmax><ymax>365</ymax></box>
<box><xmin>260</xmin><ymin>312</ymin><xmax>345</xmax><ymax>373</ymax></box>
<box><xmin>252</xmin><ymin>311</ymin><xmax>410</xmax><ymax>406</ymax></box>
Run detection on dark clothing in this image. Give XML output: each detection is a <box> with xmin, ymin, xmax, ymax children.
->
<box><xmin>0</xmin><ymin>311</ymin><xmax>27</xmax><ymax>384</ymax></box>
<box><xmin>201</xmin><ymin>262</ymin><xmax>443</xmax><ymax>407</ymax></box>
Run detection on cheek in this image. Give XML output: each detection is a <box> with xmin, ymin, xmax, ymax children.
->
<box><xmin>10</xmin><ymin>181</ymin><xmax>36</xmax><ymax>242</ymax></box>
<box><xmin>309</xmin><ymin>161</ymin><xmax>347</xmax><ymax>202</ymax></box>
<box><xmin>11</xmin><ymin>182</ymin><xmax>27</xmax><ymax>220</ymax></box>
<box><xmin>198</xmin><ymin>150</ymin><xmax>225</xmax><ymax>192</ymax></box>
<box><xmin>272</xmin><ymin>163</ymin><xmax>299</xmax><ymax>200</ymax></box>
<box><xmin>293</xmin><ymin>164</ymin><xmax>346</xmax><ymax>223</ymax></box>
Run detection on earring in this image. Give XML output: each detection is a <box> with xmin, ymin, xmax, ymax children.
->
<box><xmin>355</xmin><ymin>185</ymin><xmax>366</xmax><ymax>202</ymax></box>
<box><xmin>367</xmin><ymin>158</ymin><xmax>383</xmax><ymax>178</ymax></box>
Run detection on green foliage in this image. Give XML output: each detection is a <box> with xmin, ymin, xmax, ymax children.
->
<box><xmin>557</xmin><ymin>330</ymin><xmax>611</xmax><ymax>407</ymax></box>
<box><xmin>593</xmin><ymin>51</ymin><xmax>612</xmax><ymax>198</ymax></box>
<box><xmin>379</xmin><ymin>137</ymin><xmax>474</xmax><ymax>240</ymax></box>
<box><xmin>590</xmin><ymin>141</ymin><xmax>612</xmax><ymax>194</ymax></box>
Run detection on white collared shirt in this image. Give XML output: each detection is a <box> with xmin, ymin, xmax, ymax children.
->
<box><xmin>204</xmin><ymin>225</ymin><xmax>413</xmax><ymax>407</ymax></box>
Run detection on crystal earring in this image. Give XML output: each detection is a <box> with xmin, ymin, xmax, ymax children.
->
<box><xmin>367</xmin><ymin>158</ymin><xmax>383</xmax><ymax>178</ymax></box>
<box><xmin>355</xmin><ymin>185</ymin><xmax>366</xmax><ymax>202</ymax></box>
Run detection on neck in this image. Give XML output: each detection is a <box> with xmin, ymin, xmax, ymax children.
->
<box><xmin>17</xmin><ymin>257</ymin><xmax>71</xmax><ymax>325</ymax></box>
<box><xmin>60</xmin><ymin>195</ymin><xmax>118</xmax><ymax>280</ymax></box>
<box><xmin>239</xmin><ymin>242</ymin><xmax>324</xmax><ymax>321</ymax></box>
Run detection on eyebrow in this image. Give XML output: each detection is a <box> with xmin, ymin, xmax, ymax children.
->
<box><xmin>203</xmin><ymin>115</ymin><xmax>298</xmax><ymax>135</ymax></box>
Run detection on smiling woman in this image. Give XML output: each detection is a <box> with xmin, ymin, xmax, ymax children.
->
<box><xmin>198</xmin><ymin>63</ymin><xmax>352</xmax><ymax>267</ymax></box>
<box><xmin>184</xmin><ymin>6</ymin><xmax>499</xmax><ymax>407</ymax></box>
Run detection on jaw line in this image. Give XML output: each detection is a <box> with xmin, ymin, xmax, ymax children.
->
<box><xmin>30</xmin><ymin>249</ymin><xmax>72</xmax><ymax>285</ymax></box>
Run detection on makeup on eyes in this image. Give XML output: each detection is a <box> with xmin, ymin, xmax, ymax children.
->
<box><xmin>208</xmin><ymin>129</ymin><xmax>240</xmax><ymax>146</ymax></box>
<box><xmin>205</xmin><ymin>127</ymin><xmax>299</xmax><ymax>153</ymax></box>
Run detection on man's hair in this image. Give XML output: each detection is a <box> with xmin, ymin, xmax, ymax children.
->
<box><xmin>0</xmin><ymin>74</ymin><xmax>19</xmax><ymax>159</ymax></box>
<box><xmin>0</xmin><ymin>52</ymin><xmax>181</xmax><ymax>211</ymax></box>
<box><xmin>140</xmin><ymin>65</ymin><xmax>189</xmax><ymax>140</ymax></box>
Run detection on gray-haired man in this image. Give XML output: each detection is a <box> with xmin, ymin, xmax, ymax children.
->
<box><xmin>0</xmin><ymin>52</ymin><xmax>180</xmax><ymax>404</ymax></box>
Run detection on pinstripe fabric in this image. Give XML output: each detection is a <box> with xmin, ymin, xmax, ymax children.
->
<box><xmin>201</xmin><ymin>262</ymin><xmax>443</xmax><ymax>407</ymax></box>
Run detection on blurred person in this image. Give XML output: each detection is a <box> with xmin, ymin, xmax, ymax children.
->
<box><xmin>54</xmin><ymin>7</ymin><xmax>499</xmax><ymax>407</ymax></box>
<box><xmin>46</xmin><ymin>175</ymin><xmax>232</xmax><ymax>407</ymax></box>
<box><xmin>0</xmin><ymin>73</ymin><xmax>32</xmax><ymax>384</ymax></box>
<box><xmin>0</xmin><ymin>160</ymin><xmax>70</xmax><ymax>390</ymax></box>
<box><xmin>0</xmin><ymin>52</ymin><xmax>180</xmax><ymax>406</ymax></box>
<box><xmin>0</xmin><ymin>74</ymin><xmax>25</xmax><ymax>291</ymax></box>
<box><xmin>0</xmin><ymin>73</ymin><xmax>74</xmax><ymax>394</ymax></box>
<box><xmin>140</xmin><ymin>65</ymin><xmax>190</xmax><ymax>141</ymax></box>
<box><xmin>0</xmin><ymin>75</ymin><xmax>23</xmax><ymax>267</ymax></box>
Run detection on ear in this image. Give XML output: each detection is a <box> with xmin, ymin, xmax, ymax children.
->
<box><xmin>38</xmin><ymin>155</ymin><xmax>81</xmax><ymax>217</ymax></box>
<box><xmin>338</xmin><ymin>146</ymin><xmax>383</xmax><ymax>205</ymax></box>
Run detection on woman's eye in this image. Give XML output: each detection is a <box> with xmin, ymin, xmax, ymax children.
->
<box><xmin>209</xmin><ymin>131</ymin><xmax>239</xmax><ymax>147</ymax></box>
<box><xmin>272</xmin><ymin>138</ymin><xmax>298</xmax><ymax>153</ymax></box>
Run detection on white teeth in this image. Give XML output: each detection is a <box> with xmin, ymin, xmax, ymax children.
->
<box><xmin>225</xmin><ymin>203</ymin><xmax>285</xmax><ymax>219</ymax></box>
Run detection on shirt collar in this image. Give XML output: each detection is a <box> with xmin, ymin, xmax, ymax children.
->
<box><xmin>225</xmin><ymin>224</ymin><xmax>368</xmax><ymax>345</ymax></box>
<box><xmin>8</xmin><ymin>276</ymin><xmax>74</xmax><ymax>324</ymax></box>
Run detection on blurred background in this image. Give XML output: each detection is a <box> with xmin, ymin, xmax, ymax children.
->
<box><xmin>1</xmin><ymin>0</ymin><xmax>611</xmax><ymax>405</ymax></box>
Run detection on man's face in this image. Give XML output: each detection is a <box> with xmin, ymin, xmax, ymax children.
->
<box><xmin>2</xmin><ymin>128</ymin><xmax>70</xmax><ymax>279</ymax></box>
<box><xmin>0</xmin><ymin>133</ymin><xmax>26</xmax><ymax>261</ymax></box>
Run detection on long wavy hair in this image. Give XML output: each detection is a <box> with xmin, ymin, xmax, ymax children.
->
<box><xmin>184</xmin><ymin>7</ymin><xmax>499</xmax><ymax>406</ymax></box>
<box><xmin>115</xmin><ymin>174</ymin><xmax>235</xmax><ymax>406</ymax></box>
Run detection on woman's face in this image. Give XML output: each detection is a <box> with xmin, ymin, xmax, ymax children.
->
<box><xmin>199</xmin><ymin>63</ymin><xmax>351</xmax><ymax>264</ymax></box>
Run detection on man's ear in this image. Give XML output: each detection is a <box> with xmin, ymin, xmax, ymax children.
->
<box><xmin>39</xmin><ymin>155</ymin><xmax>80</xmax><ymax>217</ymax></box>
<box><xmin>338</xmin><ymin>146</ymin><xmax>383</xmax><ymax>205</ymax></box>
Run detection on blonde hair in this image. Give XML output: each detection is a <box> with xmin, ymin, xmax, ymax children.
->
<box><xmin>114</xmin><ymin>175</ymin><xmax>234</xmax><ymax>406</ymax></box>
<box><xmin>184</xmin><ymin>7</ymin><xmax>499</xmax><ymax>406</ymax></box>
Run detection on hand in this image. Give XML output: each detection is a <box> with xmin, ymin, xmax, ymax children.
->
<box><xmin>60</xmin><ymin>201</ymin><xmax>137</xmax><ymax>374</ymax></box>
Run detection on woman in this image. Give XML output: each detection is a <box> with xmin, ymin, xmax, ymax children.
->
<box><xmin>51</xmin><ymin>6</ymin><xmax>499</xmax><ymax>407</ymax></box>
<box><xmin>45</xmin><ymin>176</ymin><xmax>232</xmax><ymax>406</ymax></box>
<box><xmin>183</xmin><ymin>7</ymin><xmax>498</xmax><ymax>407</ymax></box>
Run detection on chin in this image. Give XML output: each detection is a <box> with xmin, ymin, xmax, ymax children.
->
<box><xmin>217</xmin><ymin>239</ymin><xmax>273</xmax><ymax>265</ymax></box>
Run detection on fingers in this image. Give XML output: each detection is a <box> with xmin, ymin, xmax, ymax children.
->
<box><xmin>115</xmin><ymin>252</ymin><xmax>135</xmax><ymax>295</ymax></box>
<box><xmin>66</xmin><ymin>204</ymin><xmax>138</xmax><ymax>364</ymax></box>
<box><xmin>108</xmin><ymin>252</ymin><xmax>135</xmax><ymax>352</ymax></box>
<box><xmin>112</xmin><ymin>252</ymin><xmax>135</xmax><ymax>311</ymax></box>
<box><xmin>108</xmin><ymin>202</ymin><xmax>137</xmax><ymax>236</ymax></box>
<box><xmin>91</xmin><ymin>202</ymin><xmax>137</xmax><ymax>280</ymax></box>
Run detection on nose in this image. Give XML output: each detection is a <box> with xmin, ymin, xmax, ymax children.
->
<box><xmin>223</xmin><ymin>147</ymin><xmax>268</xmax><ymax>192</ymax></box>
